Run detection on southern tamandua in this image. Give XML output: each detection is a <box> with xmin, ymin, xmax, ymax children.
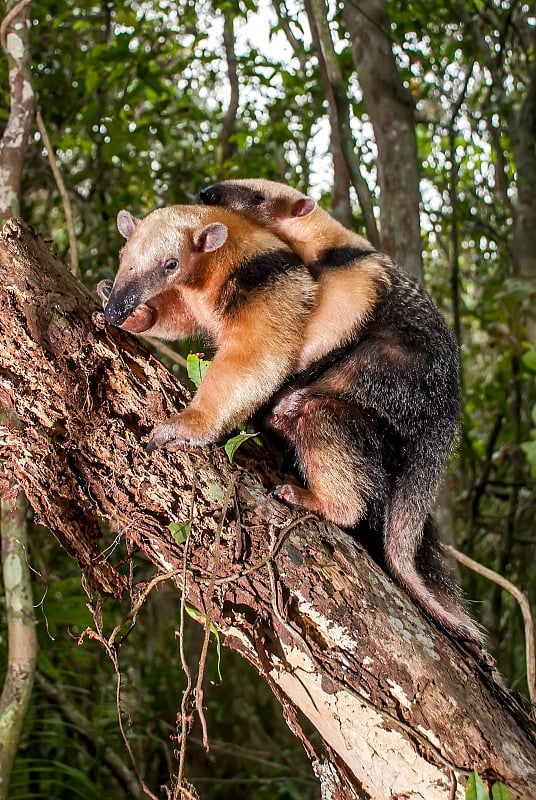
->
<box><xmin>101</xmin><ymin>205</ymin><xmax>317</xmax><ymax>453</ymax></box>
<box><xmin>200</xmin><ymin>178</ymin><xmax>482</xmax><ymax>646</ymax></box>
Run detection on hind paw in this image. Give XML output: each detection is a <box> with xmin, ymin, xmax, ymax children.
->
<box><xmin>273</xmin><ymin>483</ymin><xmax>303</xmax><ymax>509</ymax></box>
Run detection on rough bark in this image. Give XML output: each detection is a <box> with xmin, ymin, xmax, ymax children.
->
<box><xmin>343</xmin><ymin>0</ymin><xmax>423</xmax><ymax>280</ymax></box>
<box><xmin>0</xmin><ymin>219</ymin><xmax>535</xmax><ymax>799</ymax></box>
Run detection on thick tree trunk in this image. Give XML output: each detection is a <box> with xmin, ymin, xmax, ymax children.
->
<box><xmin>0</xmin><ymin>219</ymin><xmax>535</xmax><ymax>799</ymax></box>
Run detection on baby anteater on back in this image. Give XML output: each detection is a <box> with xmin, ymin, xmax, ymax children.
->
<box><xmin>200</xmin><ymin>178</ymin><xmax>482</xmax><ymax>647</ymax></box>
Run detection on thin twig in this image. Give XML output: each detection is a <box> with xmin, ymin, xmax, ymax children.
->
<box><xmin>447</xmin><ymin>545</ymin><xmax>536</xmax><ymax>704</ymax></box>
<box><xmin>35</xmin><ymin>109</ymin><xmax>79</xmax><ymax>277</ymax></box>
<box><xmin>215</xmin><ymin>513</ymin><xmax>316</xmax><ymax>586</ymax></box>
<box><xmin>108</xmin><ymin>566</ymin><xmax>183</xmax><ymax>648</ymax></box>
<box><xmin>113</xmin><ymin>648</ymin><xmax>160</xmax><ymax>800</ymax></box>
<box><xmin>195</xmin><ymin>473</ymin><xmax>238</xmax><ymax>750</ymax></box>
<box><xmin>79</xmin><ymin>624</ymin><xmax>159</xmax><ymax>799</ymax></box>
<box><xmin>141</xmin><ymin>337</ymin><xmax>188</xmax><ymax>369</ymax></box>
<box><xmin>175</xmin><ymin>476</ymin><xmax>197</xmax><ymax>798</ymax></box>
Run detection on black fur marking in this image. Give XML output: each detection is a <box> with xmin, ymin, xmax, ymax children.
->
<box><xmin>200</xmin><ymin>183</ymin><xmax>262</xmax><ymax>209</ymax></box>
<box><xmin>216</xmin><ymin>248</ymin><xmax>305</xmax><ymax>317</ymax></box>
<box><xmin>292</xmin><ymin>340</ymin><xmax>358</xmax><ymax>386</ymax></box>
<box><xmin>309</xmin><ymin>246</ymin><xmax>377</xmax><ymax>278</ymax></box>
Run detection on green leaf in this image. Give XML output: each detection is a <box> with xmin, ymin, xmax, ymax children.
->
<box><xmin>184</xmin><ymin>604</ymin><xmax>223</xmax><ymax>682</ymax></box>
<box><xmin>224</xmin><ymin>431</ymin><xmax>260</xmax><ymax>463</ymax></box>
<box><xmin>186</xmin><ymin>353</ymin><xmax>211</xmax><ymax>388</ymax></box>
<box><xmin>466</xmin><ymin>772</ymin><xmax>490</xmax><ymax>800</ymax></box>
<box><xmin>520</xmin><ymin>440</ymin><xmax>536</xmax><ymax>478</ymax></box>
<box><xmin>491</xmin><ymin>782</ymin><xmax>511</xmax><ymax>800</ymax></box>
<box><xmin>168</xmin><ymin>520</ymin><xmax>192</xmax><ymax>544</ymax></box>
<box><xmin>522</xmin><ymin>351</ymin><xmax>536</xmax><ymax>372</ymax></box>
<box><xmin>499</xmin><ymin>277</ymin><xmax>535</xmax><ymax>302</ymax></box>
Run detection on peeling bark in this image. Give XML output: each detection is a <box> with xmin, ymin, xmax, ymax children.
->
<box><xmin>0</xmin><ymin>220</ymin><xmax>535</xmax><ymax>799</ymax></box>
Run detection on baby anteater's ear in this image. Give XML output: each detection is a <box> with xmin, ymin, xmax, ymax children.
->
<box><xmin>117</xmin><ymin>209</ymin><xmax>139</xmax><ymax>239</ymax></box>
<box><xmin>193</xmin><ymin>222</ymin><xmax>228</xmax><ymax>252</ymax></box>
<box><xmin>290</xmin><ymin>197</ymin><xmax>316</xmax><ymax>218</ymax></box>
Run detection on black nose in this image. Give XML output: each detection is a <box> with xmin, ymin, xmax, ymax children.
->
<box><xmin>200</xmin><ymin>185</ymin><xmax>220</xmax><ymax>205</ymax></box>
<box><xmin>103</xmin><ymin>281</ymin><xmax>141</xmax><ymax>326</ymax></box>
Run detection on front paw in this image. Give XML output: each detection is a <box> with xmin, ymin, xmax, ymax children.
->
<box><xmin>146</xmin><ymin>411</ymin><xmax>213</xmax><ymax>453</ymax></box>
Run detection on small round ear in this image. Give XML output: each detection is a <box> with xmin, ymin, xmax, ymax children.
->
<box><xmin>117</xmin><ymin>210</ymin><xmax>139</xmax><ymax>239</ymax></box>
<box><xmin>290</xmin><ymin>197</ymin><xmax>316</xmax><ymax>218</ymax></box>
<box><xmin>193</xmin><ymin>222</ymin><xmax>228</xmax><ymax>252</ymax></box>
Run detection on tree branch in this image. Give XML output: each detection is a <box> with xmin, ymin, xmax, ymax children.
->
<box><xmin>35</xmin><ymin>109</ymin><xmax>79</xmax><ymax>277</ymax></box>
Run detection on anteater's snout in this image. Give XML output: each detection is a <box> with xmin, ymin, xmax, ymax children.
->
<box><xmin>103</xmin><ymin>281</ymin><xmax>142</xmax><ymax>327</ymax></box>
<box><xmin>199</xmin><ymin>185</ymin><xmax>222</xmax><ymax>205</ymax></box>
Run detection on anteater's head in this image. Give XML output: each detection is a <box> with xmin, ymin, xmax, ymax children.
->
<box><xmin>200</xmin><ymin>178</ymin><xmax>317</xmax><ymax>235</ymax></box>
<box><xmin>103</xmin><ymin>206</ymin><xmax>229</xmax><ymax>330</ymax></box>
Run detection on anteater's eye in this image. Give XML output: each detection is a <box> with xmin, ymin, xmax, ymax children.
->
<box><xmin>163</xmin><ymin>258</ymin><xmax>179</xmax><ymax>273</ymax></box>
<box><xmin>252</xmin><ymin>193</ymin><xmax>265</xmax><ymax>205</ymax></box>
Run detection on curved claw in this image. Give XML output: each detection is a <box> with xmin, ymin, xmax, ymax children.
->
<box><xmin>96</xmin><ymin>279</ymin><xmax>113</xmax><ymax>304</ymax></box>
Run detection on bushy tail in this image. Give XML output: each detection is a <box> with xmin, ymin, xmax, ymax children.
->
<box><xmin>417</xmin><ymin>514</ymin><xmax>461</xmax><ymax>597</ymax></box>
<box><xmin>383</xmin><ymin>465</ymin><xmax>484</xmax><ymax>646</ymax></box>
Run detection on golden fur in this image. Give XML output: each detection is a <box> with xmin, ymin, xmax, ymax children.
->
<box><xmin>200</xmin><ymin>178</ymin><xmax>483</xmax><ymax>646</ymax></box>
<box><xmin>103</xmin><ymin>204</ymin><xmax>317</xmax><ymax>449</ymax></box>
<box><xmin>200</xmin><ymin>178</ymin><xmax>390</xmax><ymax>369</ymax></box>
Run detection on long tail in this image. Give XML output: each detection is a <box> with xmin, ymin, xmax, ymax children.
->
<box><xmin>383</xmin><ymin>455</ymin><xmax>484</xmax><ymax>646</ymax></box>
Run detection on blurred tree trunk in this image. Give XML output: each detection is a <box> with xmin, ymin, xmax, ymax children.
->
<box><xmin>305</xmin><ymin>0</ymin><xmax>379</xmax><ymax>245</ymax></box>
<box><xmin>220</xmin><ymin>14</ymin><xmax>239</xmax><ymax>164</ymax></box>
<box><xmin>0</xmin><ymin>219</ymin><xmax>535</xmax><ymax>800</ymax></box>
<box><xmin>342</xmin><ymin>0</ymin><xmax>423</xmax><ymax>280</ymax></box>
<box><xmin>511</xmin><ymin>57</ymin><xmax>536</xmax><ymax>302</ymax></box>
<box><xmin>0</xmin><ymin>3</ymin><xmax>37</xmax><ymax>796</ymax></box>
<box><xmin>0</xmin><ymin>0</ymin><xmax>35</xmax><ymax>220</ymax></box>
<box><xmin>301</xmin><ymin>0</ymin><xmax>351</xmax><ymax>226</ymax></box>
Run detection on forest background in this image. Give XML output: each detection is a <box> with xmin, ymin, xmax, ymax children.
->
<box><xmin>0</xmin><ymin>0</ymin><xmax>535</xmax><ymax>798</ymax></box>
